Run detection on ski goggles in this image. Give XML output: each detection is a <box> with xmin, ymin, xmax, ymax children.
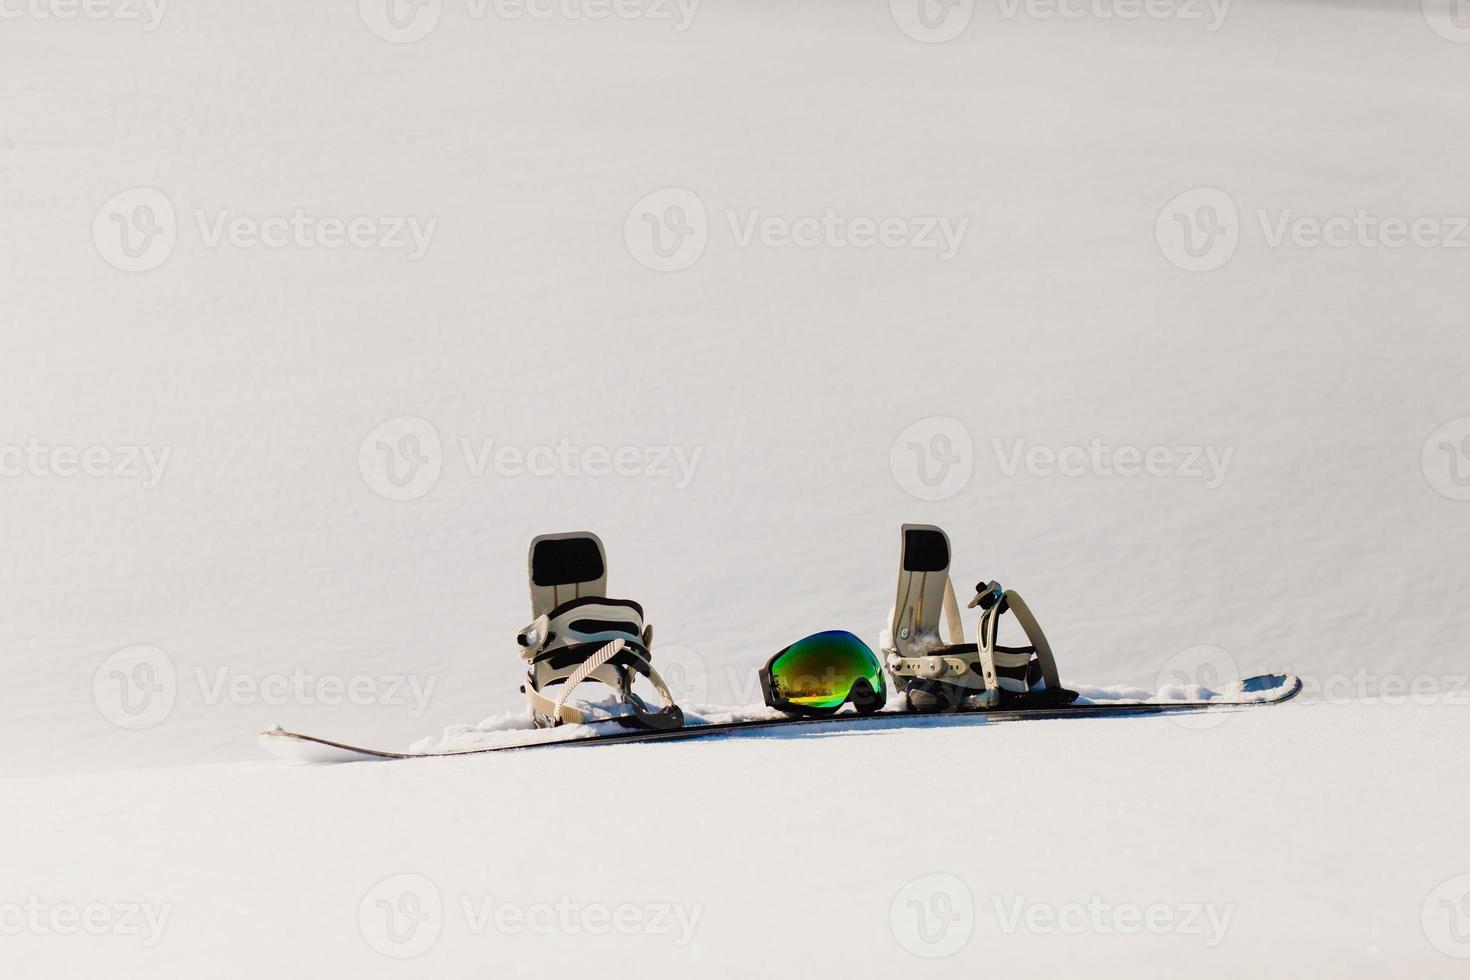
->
<box><xmin>759</xmin><ymin>630</ymin><xmax>887</xmax><ymax>716</ymax></box>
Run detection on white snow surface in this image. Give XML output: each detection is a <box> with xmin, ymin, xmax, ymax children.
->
<box><xmin>10</xmin><ymin>703</ymin><xmax>1470</xmax><ymax>979</ymax></box>
<box><xmin>3</xmin><ymin>0</ymin><xmax>1469</xmax><ymax>976</ymax></box>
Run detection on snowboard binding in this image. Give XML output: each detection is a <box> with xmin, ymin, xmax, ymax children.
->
<box><xmin>882</xmin><ymin>524</ymin><xmax>1078</xmax><ymax>712</ymax></box>
<box><xmin>517</xmin><ymin>532</ymin><xmax>684</xmax><ymax>731</ymax></box>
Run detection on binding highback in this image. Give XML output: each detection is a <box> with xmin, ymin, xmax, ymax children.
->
<box><xmin>889</xmin><ymin>524</ymin><xmax>966</xmax><ymax>659</ymax></box>
<box><xmin>528</xmin><ymin>531</ymin><xmax>609</xmax><ymax>618</ymax></box>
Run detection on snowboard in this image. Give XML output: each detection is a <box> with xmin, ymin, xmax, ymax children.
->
<box><xmin>258</xmin><ymin>672</ymin><xmax>1302</xmax><ymax>764</ymax></box>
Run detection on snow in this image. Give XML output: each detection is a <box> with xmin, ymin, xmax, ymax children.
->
<box><xmin>7</xmin><ymin>702</ymin><xmax>1470</xmax><ymax>978</ymax></box>
<box><xmin>4</xmin><ymin>0</ymin><xmax>1470</xmax><ymax>975</ymax></box>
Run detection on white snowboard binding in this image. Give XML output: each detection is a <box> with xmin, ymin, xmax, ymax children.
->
<box><xmin>883</xmin><ymin>524</ymin><xmax>1077</xmax><ymax>712</ymax></box>
<box><xmin>517</xmin><ymin>532</ymin><xmax>684</xmax><ymax>730</ymax></box>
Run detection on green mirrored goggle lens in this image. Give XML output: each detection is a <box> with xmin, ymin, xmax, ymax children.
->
<box><xmin>767</xmin><ymin>630</ymin><xmax>884</xmax><ymax>710</ymax></box>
